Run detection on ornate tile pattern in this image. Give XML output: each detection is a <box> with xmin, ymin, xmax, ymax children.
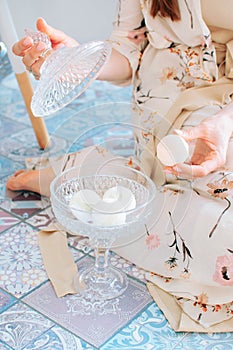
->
<box><xmin>26</xmin><ymin>206</ymin><xmax>57</xmax><ymax>229</ymax></box>
<box><xmin>10</xmin><ymin>192</ymin><xmax>49</xmax><ymax>219</ymax></box>
<box><xmin>24</xmin><ymin>256</ymin><xmax>153</xmax><ymax>348</ymax></box>
<box><xmin>0</xmin><ymin>209</ymin><xmax>20</xmax><ymax>232</ymax></box>
<box><xmin>0</xmin><ymin>221</ymin><xmax>83</xmax><ymax>299</ymax></box>
<box><xmin>0</xmin><ymin>222</ymin><xmax>48</xmax><ymax>297</ymax></box>
<box><xmin>0</xmin><ymin>156</ymin><xmax>23</xmax><ymax>179</ymax></box>
<box><xmin>0</xmin><ymin>289</ymin><xmax>16</xmax><ymax>313</ymax></box>
<box><xmin>0</xmin><ymin>302</ymin><xmax>55</xmax><ymax>349</ymax></box>
<box><xmin>0</xmin><ymin>62</ymin><xmax>233</xmax><ymax>349</ymax></box>
<box><xmin>0</xmin><ymin>130</ymin><xmax>67</xmax><ymax>163</ymax></box>
<box><xmin>22</xmin><ymin>325</ymin><xmax>95</xmax><ymax>350</ymax></box>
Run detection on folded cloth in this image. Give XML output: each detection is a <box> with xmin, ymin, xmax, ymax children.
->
<box><xmin>147</xmin><ymin>283</ymin><xmax>233</xmax><ymax>333</ymax></box>
<box><xmin>38</xmin><ymin>223</ymin><xmax>79</xmax><ymax>297</ymax></box>
<box><xmin>38</xmin><ymin>222</ymin><xmax>233</xmax><ymax>333</ymax></box>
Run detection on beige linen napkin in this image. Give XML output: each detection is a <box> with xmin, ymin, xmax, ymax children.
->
<box><xmin>38</xmin><ymin>224</ymin><xmax>79</xmax><ymax>297</ymax></box>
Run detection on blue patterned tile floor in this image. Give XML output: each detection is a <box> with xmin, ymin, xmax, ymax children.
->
<box><xmin>0</xmin><ymin>60</ymin><xmax>233</xmax><ymax>349</ymax></box>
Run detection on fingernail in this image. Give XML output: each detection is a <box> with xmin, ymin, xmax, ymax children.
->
<box><xmin>164</xmin><ymin>169</ymin><xmax>173</xmax><ymax>174</ymax></box>
<box><xmin>36</xmin><ymin>42</ymin><xmax>45</xmax><ymax>51</ymax></box>
<box><xmin>174</xmin><ymin>129</ymin><xmax>183</xmax><ymax>135</ymax></box>
<box><xmin>173</xmin><ymin>166</ymin><xmax>181</xmax><ymax>172</ymax></box>
<box><xmin>23</xmin><ymin>37</ymin><xmax>31</xmax><ymax>46</ymax></box>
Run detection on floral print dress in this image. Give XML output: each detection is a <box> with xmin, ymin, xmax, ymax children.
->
<box><xmin>109</xmin><ymin>0</ymin><xmax>217</xmax><ymax>147</ymax></box>
<box><xmin>108</xmin><ymin>0</ymin><xmax>233</xmax><ymax>330</ymax></box>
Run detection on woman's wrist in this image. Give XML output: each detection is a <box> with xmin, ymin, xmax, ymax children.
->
<box><xmin>214</xmin><ymin>101</ymin><xmax>233</xmax><ymax>134</ymax></box>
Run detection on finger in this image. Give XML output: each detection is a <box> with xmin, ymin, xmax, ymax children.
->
<box><xmin>24</xmin><ymin>57</ymin><xmax>43</xmax><ymax>78</ymax></box>
<box><xmin>167</xmin><ymin>157</ymin><xmax>221</xmax><ymax>178</ymax></box>
<box><xmin>22</xmin><ymin>42</ymin><xmax>46</xmax><ymax>68</ymax></box>
<box><xmin>30</xmin><ymin>57</ymin><xmax>46</xmax><ymax>79</ymax></box>
<box><xmin>12</xmin><ymin>36</ymin><xmax>33</xmax><ymax>56</ymax></box>
<box><xmin>36</xmin><ymin>17</ymin><xmax>78</xmax><ymax>49</ymax></box>
<box><xmin>36</xmin><ymin>17</ymin><xmax>66</xmax><ymax>43</ymax></box>
<box><xmin>174</xmin><ymin>127</ymin><xmax>204</xmax><ymax>142</ymax></box>
<box><xmin>36</xmin><ymin>17</ymin><xmax>53</xmax><ymax>36</ymax></box>
<box><xmin>32</xmin><ymin>73</ymin><xmax>41</xmax><ymax>80</ymax></box>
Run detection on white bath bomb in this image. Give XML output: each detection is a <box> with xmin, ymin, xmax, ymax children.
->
<box><xmin>103</xmin><ymin>186</ymin><xmax>136</xmax><ymax>211</ymax></box>
<box><xmin>92</xmin><ymin>199</ymin><xmax>127</xmax><ymax>226</ymax></box>
<box><xmin>157</xmin><ymin>134</ymin><xmax>189</xmax><ymax>166</ymax></box>
<box><xmin>69</xmin><ymin>189</ymin><xmax>101</xmax><ymax>223</ymax></box>
<box><xmin>92</xmin><ymin>186</ymin><xmax>136</xmax><ymax>226</ymax></box>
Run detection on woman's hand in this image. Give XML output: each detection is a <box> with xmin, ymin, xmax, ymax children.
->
<box><xmin>164</xmin><ymin>104</ymin><xmax>233</xmax><ymax>178</ymax></box>
<box><xmin>12</xmin><ymin>17</ymin><xmax>78</xmax><ymax>79</ymax></box>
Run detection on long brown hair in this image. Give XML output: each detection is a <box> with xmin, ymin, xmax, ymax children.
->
<box><xmin>150</xmin><ymin>0</ymin><xmax>181</xmax><ymax>21</ymax></box>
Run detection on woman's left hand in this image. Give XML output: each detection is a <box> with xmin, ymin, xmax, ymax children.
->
<box><xmin>164</xmin><ymin>105</ymin><xmax>233</xmax><ymax>178</ymax></box>
<box><xmin>12</xmin><ymin>17</ymin><xmax>79</xmax><ymax>80</ymax></box>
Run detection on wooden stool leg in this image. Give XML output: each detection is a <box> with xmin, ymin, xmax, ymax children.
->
<box><xmin>16</xmin><ymin>71</ymin><xmax>50</xmax><ymax>149</ymax></box>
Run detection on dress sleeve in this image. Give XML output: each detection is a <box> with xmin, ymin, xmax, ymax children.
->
<box><xmin>108</xmin><ymin>0</ymin><xmax>148</xmax><ymax>85</ymax></box>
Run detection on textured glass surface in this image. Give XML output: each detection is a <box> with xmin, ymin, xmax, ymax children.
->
<box><xmin>50</xmin><ymin>165</ymin><xmax>156</xmax><ymax>300</ymax></box>
<box><xmin>50</xmin><ymin>166</ymin><xmax>156</xmax><ymax>242</ymax></box>
<box><xmin>28</xmin><ymin>34</ymin><xmax>111</xmax><ymax>116</ymax></box>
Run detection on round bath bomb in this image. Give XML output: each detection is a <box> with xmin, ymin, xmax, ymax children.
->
<box><xmin>92</xmin><ymin>199</ymin><xmax>127</xmax><ymax>226</ymax></box>
<box><xmin>103</xmin><ymin>186</ymin><xmax>136</xmax><ymax>211</ymax></box>
<box><xmin>92</xmin><ymin>186</ymin><xmax>136</xmax><ymax>226</ymax></box>
<box><xmin>157</xmin><ymin>134</ymin><xmax>189</xmax><ymax>166</ymax></box>
<box><xmin>69</xmin><ymin>189</ymin><xmax>101</xmax><ymax>223</ymax></box>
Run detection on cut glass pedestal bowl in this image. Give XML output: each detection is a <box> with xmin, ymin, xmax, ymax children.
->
<box><xmin>50</xmin><ymin>165</ymin><xmax>156</xmax><ymax>300</ymax></box>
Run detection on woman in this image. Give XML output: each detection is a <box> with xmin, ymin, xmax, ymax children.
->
<box><xmin>7</xmin><ymin>0</ymin><xmax>233</xmax><ymax>331</ymax></box>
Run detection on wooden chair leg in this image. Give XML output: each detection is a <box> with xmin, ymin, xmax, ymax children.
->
<box><xmin>16</xmin><ymin>71</ymin><xmax>50</xmax><ymax>149</ymax></box>
<box><xmin>0</xmin><ymin>0</ymin><xmax>50</xmax><ymax>150</ymax></box>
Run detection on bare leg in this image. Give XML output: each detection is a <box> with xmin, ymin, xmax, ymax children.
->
<box><xmin>6</xmin><ymin>146</ymin><xmax>116</xmax><ymax>197</ymax></box>
<box><xmin>6</xmin><ymin>166</ymin><xmax>55</xmax><ymax>197</ymax></box>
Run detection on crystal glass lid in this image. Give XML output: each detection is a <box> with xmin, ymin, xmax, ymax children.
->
<box><xmin>30</xmin><ymin>40</ymin><xmax>112</xmax><ymax>116</ymax></box>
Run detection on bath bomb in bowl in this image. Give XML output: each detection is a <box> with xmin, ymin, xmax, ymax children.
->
<box><xmin>103</xmin><ymin>185</ymin><xmax>136</xmax><ymax>211</ymax></box>
<box><xmin>69</xmin><ymin>189</ymin><xmax>101</xmax><ymax>223</ymax></box>
<box><xmin>92</xmin><ymin>186</ymin><xmax>136</xmax><ymax>226</ymax></box>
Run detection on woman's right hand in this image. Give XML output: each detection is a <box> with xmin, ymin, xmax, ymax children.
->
<box><xmin>12</xmin><ymin>17</ymin><xmax>78</xmax><ymax>79</ymax></box>
<box><xmin>164</xmin><ymin>104</ymin><xmax>233</xmax><ymax>179</ymax></box>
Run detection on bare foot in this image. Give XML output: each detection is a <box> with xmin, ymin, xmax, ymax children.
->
<box><xmin>6</xmin><ymin>167</ymin><xmax>55</xmax><ymax>197</ymax></box>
